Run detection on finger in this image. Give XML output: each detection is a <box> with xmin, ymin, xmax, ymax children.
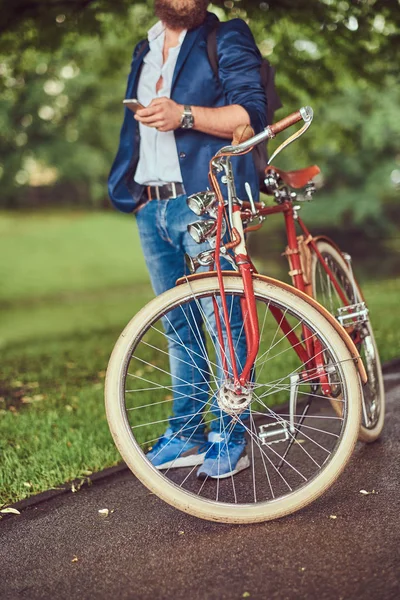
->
<box><xmin>135</xmin><ymin>113</ymin><xmax>164</xmax><ymax>124</ymax></box>
<box><xmin>140</xmin><ymin>120</ymin><xmax>166</xmax><ymax>130</ymax></box>
<box><xmin>154</xmin><ymin>122</ymin><xmax>167</xmax><ymax>130</ymax></box>
<box><xmin>136</xmin><ymin>105</ymin><xmax>160</xmax><ymax>117</ymax></box>
<box><xmin>149</xmin><ymin>96</ymin><xmax>169</xmax><ymax>106</ymax></box>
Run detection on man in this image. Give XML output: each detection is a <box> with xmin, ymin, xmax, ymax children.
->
<box><xmin>108</xmin><ymin>0</ymin><xmax>267</xmax><ymax>479</ymax></box>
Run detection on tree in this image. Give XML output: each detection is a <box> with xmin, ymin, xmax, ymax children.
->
<box><xmin>0</xmin><ymin>0</ymin><xmax>398</xmax><ymax>227</ymax></box>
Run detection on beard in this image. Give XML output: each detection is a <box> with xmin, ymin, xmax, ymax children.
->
<box><xmin>154</xmin><ymin>0</ymin><xmax>209</xmax><ymax>31</ymax></box>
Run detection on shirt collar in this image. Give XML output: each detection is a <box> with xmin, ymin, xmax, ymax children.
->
<box><xmin>147</xmin><ymin>21</ymin><xmax>187</xmax><ymax>45</ymax></box>
<box><xmin>148</xmin><ymin>20</ymin><xmax>164</xmax><ymax>43</ymax></box>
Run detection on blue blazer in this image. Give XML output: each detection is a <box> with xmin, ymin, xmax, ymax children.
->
<box><xmin>108</xmin><ymin>12</ymin><xmax>267</xmax><ymax>213</ymax></box>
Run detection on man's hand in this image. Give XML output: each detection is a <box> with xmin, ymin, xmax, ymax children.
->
<box><xmin>135</xmin><ymin>97</ymin><xmax>183</xmax><ymax>132</ymax></box>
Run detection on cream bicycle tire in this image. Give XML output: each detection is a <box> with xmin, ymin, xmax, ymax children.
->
<box><xmin>105</xmin><ymin>276</ymin><xmax>362</xmax><ymax>523</ymax></box>
<box><xmin>311</xmin><ymin>240</ymin><xmax>385</xmax><ymax>443</ymax></box>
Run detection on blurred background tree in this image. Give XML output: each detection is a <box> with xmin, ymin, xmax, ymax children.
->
<box><xmin>0</xmin><ymin>0</ymin><xmax>399</xmax><ymax>231</ymax></box>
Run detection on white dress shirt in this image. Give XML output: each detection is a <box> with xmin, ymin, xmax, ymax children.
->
<box><xmin>134</xmin><ymin>21</ymin><xmax>187</xmax><ymax>186</ymax></box>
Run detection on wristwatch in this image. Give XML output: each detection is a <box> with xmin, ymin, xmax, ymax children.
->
<box><xmin>180</xmin><ymin>105</ymin><xmax>194</xmax><ymax>129</ymax></box>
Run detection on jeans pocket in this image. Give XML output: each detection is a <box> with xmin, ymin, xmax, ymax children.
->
<box><xmin>134</xmin><ymin>199</ymin><xmax>151</xmax><ymax>217</ymax></box>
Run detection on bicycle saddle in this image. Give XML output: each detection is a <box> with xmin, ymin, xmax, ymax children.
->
<box><xmin>265</xmin><ymin>165</ymin><xmax>321</xmax><ymax>189</ymax></box>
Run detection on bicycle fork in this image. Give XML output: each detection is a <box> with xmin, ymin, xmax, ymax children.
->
<box><xmin>213</xmin><ymin>200</ymin><xmax>260</xmax><ymax>388</ymax></box>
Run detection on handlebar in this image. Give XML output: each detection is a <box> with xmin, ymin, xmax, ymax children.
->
<box><xmin>232</xmin><ymin>124</ymin><xmax>256</xmax><ymax>146</ymax></box>
<box><xmin>217</xmin><ymin>106</ymin><xmax>314</xmax><ymax>157</ymax></box>
<box><xmin>269</xmin><ymin>110</ymin><xmax>302</xmax><ymax>136</ymax></box>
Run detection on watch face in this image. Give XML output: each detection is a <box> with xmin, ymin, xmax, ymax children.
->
<box><xmin>181</xmin><ymin>106</ymin><xmax>194</xmax><ymax>129</ymax></box>
<box><xmin>184</xmin><ymin>116</ymin><xmax>194</xmax><ymax>128</ymax></box>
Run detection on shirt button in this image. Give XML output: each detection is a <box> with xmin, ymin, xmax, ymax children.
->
<box><xmin>179</xmin><ymin>152</ymin><xmax>186</xmax><ymax>159</ymax></box>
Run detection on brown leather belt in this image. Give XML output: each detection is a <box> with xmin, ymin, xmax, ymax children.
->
<box><xmin>146</xmin><ymin>182</ymin><xmax>185</xmax><ymax>201</ymax></box>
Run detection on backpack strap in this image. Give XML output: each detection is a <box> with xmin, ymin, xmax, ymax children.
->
<box><xmin>134</xmin><ymin>39</ymin><xmax>149</xmax><ymax>61</ymax></box>
<box><xmin>207</xmin><ymin>20</ymin><xmax>220</xmax><ymax>79</ymax></box>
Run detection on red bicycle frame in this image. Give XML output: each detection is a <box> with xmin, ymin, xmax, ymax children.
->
<box><xmin>210</xmin><ymin>187</ymin><xmax>353</xmax><ymax>395</ymax></box>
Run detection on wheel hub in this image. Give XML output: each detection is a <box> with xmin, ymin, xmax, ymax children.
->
<box><xmin>217</xmin><ymin>381</ymin><xmax>253</xmax><ymax>416</ymax></box>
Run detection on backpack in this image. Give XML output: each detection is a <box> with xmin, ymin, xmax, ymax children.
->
<box><xmin>207</xmin><ymin>21</ymin><xmax>283</xmax><ymax>192</ymax></box>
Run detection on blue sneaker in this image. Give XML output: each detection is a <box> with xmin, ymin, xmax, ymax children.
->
<box><xmin>146</xmin><ymin>428</ymin><xmax>207</xmax><ymax>469</ymax></box>
<box><xmin>197</xmin><ymin>432</ymin><xmax>250</xmax><ymax>479</ymax></box>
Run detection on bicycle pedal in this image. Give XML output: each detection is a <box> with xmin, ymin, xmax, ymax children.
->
<box><xmin>258</xmin><ymin>422</ymin><xmax>290</xmax><ymax>445</ymax></box>
<box><xmin>336</xmin><ymin>302</ymin><xmax>369</xmax><ymax>328</ymax></box>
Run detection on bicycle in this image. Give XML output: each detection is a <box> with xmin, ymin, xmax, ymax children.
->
<box><xmin>105</xmin><ymin>107</ymin><xmax>383</xmax><ymax>523</ymax></box>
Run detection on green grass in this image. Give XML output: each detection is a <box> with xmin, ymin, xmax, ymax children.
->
<box><xmin>0</xmin><ymin>210</ymin><xmax>153</xmax><ymax>504</ymax></box>
<box><xmin>0</xmin><ymin>210</ymin><xmax>149</xmax><ymax>304</ymax></box>
<box><xmin>1</xmin><ymin>210</ymin><xmax>399</xmax><ymax>506</ymax></box>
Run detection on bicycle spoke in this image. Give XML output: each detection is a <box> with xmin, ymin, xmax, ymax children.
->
<box><xmin>110</xmin><ymin>281</ymin><xmax>358</xmax><ymax>515</ymax></box>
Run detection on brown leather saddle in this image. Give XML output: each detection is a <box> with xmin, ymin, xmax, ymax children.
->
<box><xmin>265</xmin><ymin>165</ymin><xmax>320</xmax><ymax>189</ymax></box>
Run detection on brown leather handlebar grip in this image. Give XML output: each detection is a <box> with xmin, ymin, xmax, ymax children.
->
<box><xmin>232</xmin><ymin>124</ymin><xmax>255</xmax><ymax>146</ymax></box>
<box><xmin>269</xmin><ymin>110</ymin><xmax>302</xmax><ymax>136</ymax></box>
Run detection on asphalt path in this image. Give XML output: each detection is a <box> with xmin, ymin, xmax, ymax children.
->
<box><xmin>1</xmin><ymin>367</ymin><xmax>399</xmax><ymax>600</ymax></box>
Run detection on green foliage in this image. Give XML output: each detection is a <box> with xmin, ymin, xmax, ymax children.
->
<box><xmin>0</xmin><ymin>3</ymin><xmax>155</xmax><ymax>207</ymax></box>
<box><xmin>0</xmin><ymin>0</ymin><xmax>399</xmax><ymax>228</ymax></box>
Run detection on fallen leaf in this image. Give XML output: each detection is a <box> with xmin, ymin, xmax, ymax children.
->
<box><xmin>11</xmin><ymin>380</ymin><xmax>23</xmax><ymax>387</ymax></box>
<box><xmin>243</xmin><ymin>593</ymin><xmax>250</xmax><ymax>598</ymax></box>
<box><xmin>178</xmin><ymin>530</ymin><xmax>184</xmax><ymax>535</ymax></box>
<box><xmin>71</xmin><ymin>556</ymin><xmax>78</xmax><ymax>563</ymax></box>
<box><xmin>71</xmin><ymin>483</ymin><xmax>77</xmax><ymax>493</ymax></box>
<box><xmin>359</xmin><ymin>489</ymin><xmax>376</xmax><ymax>495</ymax></box>
<box><xmin>98</xmin><ymin>509</ymin><xmax>109</xmax><ymax>517</ymax></box>
<box><xmin>21</xmin><ymin>396</ymin><xmax>33</xmax><ymax>404</ymax></box>
<box><xmin>1</xmin><ymin>507</ymin><xmax>21</xmax><ymax>515</ymax></box>
<box><xmin>329</xmin><ymin>515</ymin><xmax>337</xmax><ymax>520</ymax></box>
<box><xmin>299</xmin><ymin>567</ymin><xmax>306</xmax><ymax>572</ymax></box>
<box><xmin>23</xmin><ymin>482</ymin><xmax>32</xmax><ymax>488</ymax></box>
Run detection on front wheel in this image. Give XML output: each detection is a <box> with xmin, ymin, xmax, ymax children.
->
<box><xmin>311</xmin><ymin>239</ymin><xmax>385</xmax><ymax>443</ymax></box>
<box><xmin>105</xmin><ymin>276</ymin><xmax>362</xmax><ymax>523</ymax></box>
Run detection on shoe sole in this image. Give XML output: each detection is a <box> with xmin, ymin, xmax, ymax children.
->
<box><xmin>197</xmin><ymin>455</ymin><xmax>251</xmax><ymax>480</ymax></box>
<box><xmin>155</xmin><ymin>452</ymin><xmax>207</xmax><ymax>470</ymax></box>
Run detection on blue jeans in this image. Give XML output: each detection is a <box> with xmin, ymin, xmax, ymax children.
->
<box><xmin>136</xmin><ymin>194</ymin><xmax>248</xmax><ymax>442</ymax></box>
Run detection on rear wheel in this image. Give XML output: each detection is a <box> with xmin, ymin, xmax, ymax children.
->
<box><xmin>105</xmin><ymin>276</ymin><xmax>362</xmax><ymax>523</ymax></box>
<box><xmin>311</xmin><ymin>240</ymin><xmax>385</xmax><ymax>442</ymax></box>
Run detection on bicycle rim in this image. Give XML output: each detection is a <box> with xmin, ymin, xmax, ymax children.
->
<box><xmin>311</xmin><ymin>240</ymin><xmax>385</xmax><ymax>442</ymax></box>
<box><xmin>105</xmin><ymin>276</ymin><xmax>361</xmax><ymax>523</ymax></box>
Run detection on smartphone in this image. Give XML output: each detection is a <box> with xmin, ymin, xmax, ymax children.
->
<box><xmin>123</xmin><ymin>98</ymin><xmax>145</xmax><ymax>113</ymax></box>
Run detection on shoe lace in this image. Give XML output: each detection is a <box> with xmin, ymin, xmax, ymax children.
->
<box><xmin>206</xmin><ymin>439</ymin><xmax>245</xmax><ymax>460</ymax></box>
<box><xmin>206</xmin><ymin>440</ymin><xmax>228</xmax><ymax>460</ymax></box>
<box><xmin>152</xmin><ymin>432</ymin><xmax>205</xmax><ymax>454</ymax></box>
